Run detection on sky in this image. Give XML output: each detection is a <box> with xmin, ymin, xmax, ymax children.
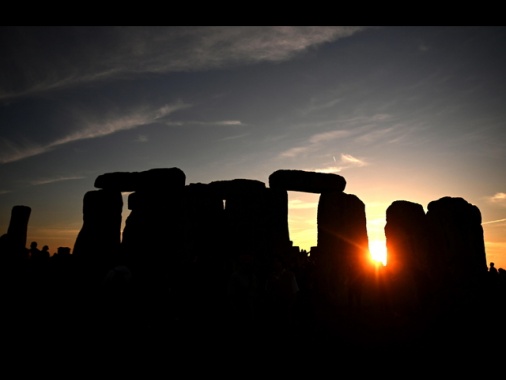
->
<box><xmin>0</xmin><ymin>26</ymin><xmax>505</xmax><ymax>268</ymax></box>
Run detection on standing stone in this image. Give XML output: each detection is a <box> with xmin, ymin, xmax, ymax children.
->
<box><xmin>207</xmin><ymin>179</ymin><xmax>291</xmax><ymax>264</ymax></box>
<box><xmin>121</xmin><ymin>187</ymin><xmax>186</xmax><ymax>276</ymax></box>
<box><xmin>6</xmin><ymin>205</ymin><xmax>31</xmax><ymax>256</ymax></box>
<box><xmin>183</xmin><ymin>183</ymin><xmax>225</xmax><ymax>259</ymax></box>
<box><xmin>384</xmin><ymin>200</ymin><xmax>430</xmax><ymax>312</ymax></box>
<box><xmin>73</xmin><ymin>189</ymin><xmax>123</xmax><ymax>280</ymax></box>
<box><xmin>119</xmin><ymin>168</ymin><xmax>187</xmax><ymax>306</ymax></box>
<box><xmin>316</xmin><ymin>191</ymin><xmax>369</xmax><ymax>306</ymax></box>
<box><xmin>264</xmin><ymin>187</ymin><xmax>290</xmax><ymax>254</ymax></box>
<box><xmin>208</xmin><ymin>179</ymin><xmax>267</xmax><ymax>260</ymax></box>
<box><xmin>426</xmin><ymin>196</ymin><xmax>488</xmax><ymax>292</ymax></box>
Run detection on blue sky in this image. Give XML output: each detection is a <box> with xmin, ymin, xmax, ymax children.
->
<box><xmin>0</xmin><ymin>26</ymin><xmax>505</xmax><ymax>267</ymax></box>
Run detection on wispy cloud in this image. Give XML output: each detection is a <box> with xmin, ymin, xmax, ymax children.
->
<box><xmin>309</xmin><ymin>153</ymin><xmax>368</xmax><ymax>174</ymax></box>
<box><xmin>309</xmin><ymin>130</ymin><xmax>351</xmax><ymax>144</ymax></box>
<box><xmin>217</xmin><ymin>133</ymin><xmax>250</xmax><ymax>142</ymax></box>
<box><xmin>0</xmin><ymin>26</ymin><xmax>366</xmax><ymax>101</ymax></box>
<box><xmin>310</xmin><ymin>166</ymin><xmax>343</xmax><ymax>174</ymax></box>
<box><xmin>483</xmin><ymin>218</ymin><xmax>506</xmax><ymax>225</ymax></box>
<box><xmin>279</xmin><ymin>128</ymin><xmax>353</xmax><ymax>159</ymax></box>
<box><xmin>354</xmin><ymin>126</ymin><xmax>395</xmax><ymax>144</ymax></box>
<box><xmin>279</xmin><ymin>146</ymin><xmax>311</xmax><ymax>158</ymax></box>
<box><xmin>180</xmin><ymin>120</ymin><xmax>244</xmax><ymax>127</ymax></box>
<box><xmin>30</xmin><ymin>176</ymin><xmax>85</xmax><ymax>186</ymax></box>
<box><xmin>0</xmin><ymin>102</ymin><xmax>189</xmax><ymax>164</ymax></box>
<box><xmin>53</xmin><ymin>102</ymin><xmax>188</xmax><ymax>146</ymax></box>
<box><xmin>300</xmin><ymin>96</ymin><xmax>344</xmax><ymax>116</ymax></box>
<box><xmin>341</xmin><ymin>153</ymin><xmax>367</xmax><ymax>166</ymax></box>
<box><xmin>288</xmin><ymin>199</ymin><xmax>319</xmax><ymax>209</ymax></box>
<box><xmin>0</xmin><ymin>138</ymin><xmax>49</xmax><ymax>164</ymax></box>
<box><xmin>487</xmin><ymin>192</ymin><xmax>506</xmax><ymax>207</ymax></box>
<box><xmin>278</xmin><ymin>113</ymin><xmax>396</xmax><ymax>160</ymax></box>
<box><xmin>135</xmin><ymin>135</ymin><xmax>148</xmax><ymax>143</ymax></box>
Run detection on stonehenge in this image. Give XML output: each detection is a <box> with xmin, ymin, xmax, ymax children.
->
<box><xmin>0</xmin><ymin>168</ymin><xmax>495</xmax><ymax>353</ymax></box>
<box><xmin>73</xmin><ymin>168</ymin><xmax>488</xmax><ymax>288</ymax></box>
<box><xmin>0</xmin><ymin>167</ymin><xmax>486</xmax><ymax>314</ymax></box>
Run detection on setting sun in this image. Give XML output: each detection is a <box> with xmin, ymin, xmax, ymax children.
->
<box><xmin>369</xmin><ymin>239</ymin><xmax>387</xmax><ymax>266</ymax></box>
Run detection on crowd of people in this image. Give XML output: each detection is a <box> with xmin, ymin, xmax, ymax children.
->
<box><xmin>0</xmin><ymin>238</ymin><xmax>505</xmax><ymax>362</ymax></box>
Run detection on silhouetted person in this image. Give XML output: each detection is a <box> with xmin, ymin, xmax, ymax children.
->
<box><xmin>29</xmin><ymin>241</ymin><xmax>41</xmax><ymax>259</ymax></box>
<box><xmin>41</xmin><ymin>245</ymin><xmax>50</xmax><ymax>260</ymax></box>
<box><xmin>489</xmin><ymin>262</ymin><xmax>498</xmax><ymax>282</ymax></box>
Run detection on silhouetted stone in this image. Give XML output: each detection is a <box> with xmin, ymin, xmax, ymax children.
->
<box><xmin>385</xmin><ymin>200</ymin><xmax>429</xmax><ymax>273</ymax></box>
<box><xmin>121</xmin><ymin>184</ymin><xmax>186</xmax><ymax>286</ymax></box>
<box><xmin>426</xmin><ymin>196</ymin><xmax>488</xmax><ymax>291</ymax></box>
<box><xmin>94</xmin><ymin>172</ymin><xmax>140</xmax><ymax>192</ymax></box>
<box><xmin>120</xmin><ymin>184</ymin><xmax>187</xmax><ymax>327</ymax></box>
<box><xmin>384</xmin><ymin>200</ymin><xmax>431</xmax><ymax>313</ymax></box>
<box><xmin>269</xmin><ymin>169</ymin><xmax>346</xmax><ymax>193</ymax></box>
<box><xmin>183</xmin><ymin>183</ymin><xmax>225</xmax><ymax>256</ymax></box>
<box><xmin>94</xmin><ymin>167</ymin><xmax>186</xmax><ymax>192</ymax></box>
<box><xmin>207</xmin><ymin>179</ymin><xmax>290</xmax><ymax>262</ymax></box>
<box><xmin>6</xmin><ymin>205</ymin><xmax>31</xmax><ymax>254</ymax></box>
<box><xmin>73</xmin><ymin>189</ymin><xmax>123</xmax><ymax>279</ymax></box>
<box><xmin>208</xmin><ymin>178</ymin><xmax>266</xmax><ymax>197</ymax></box>
<box><xmin>316</xmin><ymin>192</ymin><xmax>369</xmax><ymax>307</ymax></box>
<box><xmin>264</xmin><ymin>188</ymin><xmax>291</xmax><ymax>253</ymax></box>
<box><xmin>119</xmin><ymin>168</ymin><xmax>187</xmax><ymax>278</ymax></box>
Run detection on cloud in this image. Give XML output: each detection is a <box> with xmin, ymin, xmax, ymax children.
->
<box><xmin>0</xmin><ymin>102</ymin><xmax>189</xmax><ymax>164</ymax></box>
<box><xmin>53</xmin><ymin>102</ymin><xmax>188</xmax><ymax>146</ymax></box>
<box><xmin>354</xmin><ymin>126</ymin><xmax>395</xmax><ymax>144</ymax></box>
<box><xmin>182</xmin><ymin>120</ymin><xmax>244</xmax><ymax>127</ymax></box>
<box><xmin>0</xmin><ymin>26</ymin><xmax>366</xmax><ymax>101</ymax></box>
<box><xmin>278</xmin><ymin>113</ymin><xmax>396</xmax><ymax>160</ymax></box>
<box><xmin>288</xmin><ymin>199</ymin><xmax>319</xmax><ymax>209</ymax></box>
<box><xmin>0</xmin><ymin>138</ymin><xmax>49</xmax><ymax>164</ymax></box>
<box><xmin>482</xmin><ymin>218</ymin><xmax>506</xmax><ymax>225</ymax></box>
<box><xmin>279</xmin><ymin>146</ymin><xmax>311</xmax><ymax>158</ymax></box>
<box><xmin>217</xmin><ymin>133</ymin><xmax>250</xmax><ymax>142</ymax></box>
<box><xmin>490</xmin><ymin>192</ymin><xmax>506</xmax><ymax>201</ymax></box>
<box><xmin>309</xmin><ymin>130</ymin><xmax>351</xmax><ymax>144</ymax></box>
<box><xmin>309</xmin><ymin>153</ymin><xmax>368</xmax><ymax>174</ymax></box>
<box><xmin>487</xmin><ymin>192</ymin><xmax>506</xmax><ymax>207</ymax></box>
<box><xmin>278</xmin><ymin>128</ymin><xmax>352</xmax><ymax>159</ymax></box>
<box><xmin>341</xmin><ymin>153</ymin><xmax>367</xmax><ymax>166</ymax></box>
<box><xmin>310</xmin><ymin>166</ymin><xmax>343</xmax><ymax>174</ymax></box>
<box><xmin>30</xmin><ymin>176</ymin><xmax>85</xmax><ymax>186</ymax></box>
<box><xmin>135</xmin><ymin>135</ymin><xmax>148</xmax><ymax>143</ymax></box>
<box><xmin>300</xmin><ymin>96</ymin><xmax>344</xmax><ymax>116</ymax></box>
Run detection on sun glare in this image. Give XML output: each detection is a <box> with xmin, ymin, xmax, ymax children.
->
<box><xmin>369</xmin><ymin>239</ymin><xmax>387</xmax><ymax>266</ymax></box>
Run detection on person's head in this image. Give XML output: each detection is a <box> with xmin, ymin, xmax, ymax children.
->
<box><xmin>42</xmin><ymin>245</ymin><xmax>49</xmax><ymax>251</ymax></box>
<box><xmin>30</xmin><ymin>241</ymin><xmax>37</xmax><ymax>249</ymax></box>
